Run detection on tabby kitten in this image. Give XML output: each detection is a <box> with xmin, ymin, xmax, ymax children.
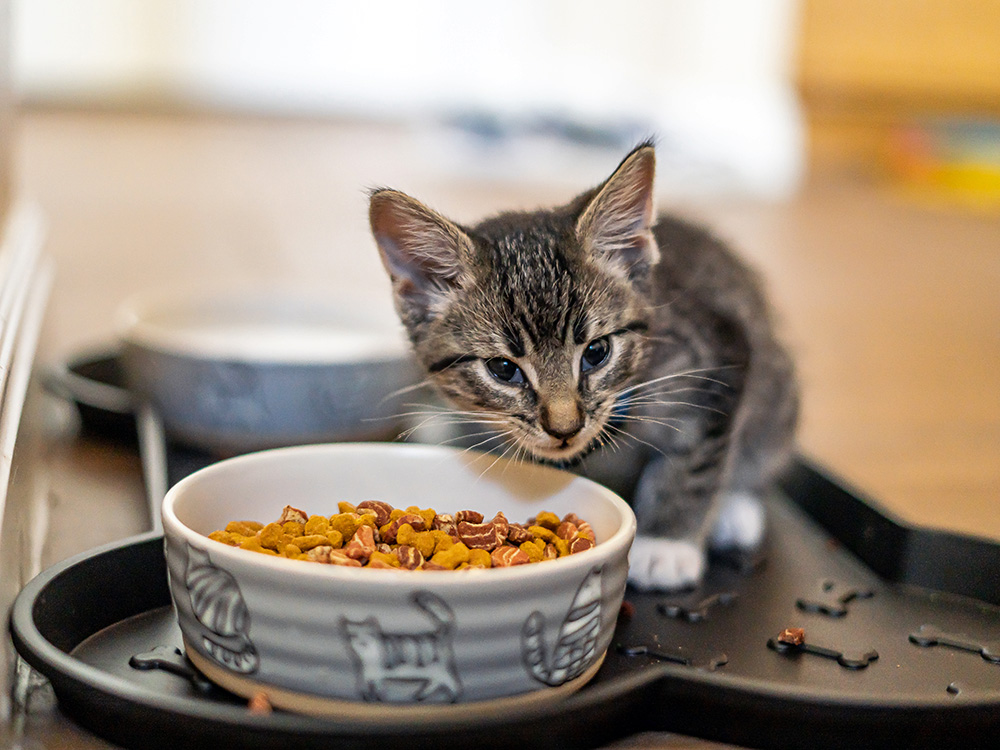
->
<box><xmin>368</xmin><ymin>141</ymin><xmax>797</xmax><ymax>590</ymax></box>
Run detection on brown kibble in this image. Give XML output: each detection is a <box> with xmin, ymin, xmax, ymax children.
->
<box><xmin>457</xmin><ymin>516</ymin><xmax>505</xmax><ymax>550</ymax></box>
<box><xmin>555</xmin><ymin>521</ymin><xmax>578</xmax><ymax>541</ymax></box>
<box><xmin>344</xmin><ymin>525</ymin><xmax>376</xmax><ymax>562</ymax></box>
<box><xmin>356</xmin><ymin>513</ymin><xmax>379</xmax><ymax>534</ymax></box>
<box><xmin>395</xmin><ymin>545</ymin><xmax>424</xmax><ymax>570</ymax></box>
<box><xmin>455</xmin><ymin>510</ymin><xmax>484</xmax><ymax>525</ymax></box>
<box><xmin>778</xmin><ymin>627</ymin><xmax>805</xmax><ymax>646</ymax></box>
<box><xmin>213</xmin><ymin>504</ymin><xmax>595</xmax><ymax>570</ymax></box>
<box><xmin>569</xmin><ymin>536</ymin><xmax>595</xmax><ymax>554</ymax></box>
<box><xmin>248</xmin><ymin>691</ymin><xmax>272</xmax><ymax>714</ymax></box>
<box><xmin>382</xmin><ymin>513</ymin><xmax>426</xmax><ymax>543</ymax></box>
<box><xmin>279</xmin><ymin>505</ymin><xmax>308</xmax><ymax>524</ymax></box>
<box><xmin>356</xmin><ymin>500</ymin><xmax>393</xmax><ymax>526</ymax></box>
<box><xmin>491</xmin><ymin>546</ymin><xmax>530</xmax><ymax>567</ymax></box>
<box><xmin>303</xmin><ymin>545</ymin><xmax>334</xmax><ymax>562</ymax></box>
<box><xmin>506</xmin><ymin>523</ymin><xmax>535</xmax><ymax>545</ymax></box>
<box><xmin>431</xmin><ymin>513</ymin><xmax>459</xmax><ymax>540</ymax></box>
<box><xmin>327</xmin><ymin>549</ymin><xmax>363</xmax><ymax>567</ymax></box>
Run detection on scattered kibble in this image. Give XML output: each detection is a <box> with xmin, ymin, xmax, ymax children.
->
<box><xmin>208</xmin><ymin>503</ymin><xmax>597</xmax><ymax>571</ymax></box>
<box><xmin>777</xmin><ymin>627</ymin><xmax>805</xmax><ymax>646</ymax></box>
<box><xmin>247</xmin><ymin>691</ymin><xmax>272</xmax><ymax>714</ymax></box>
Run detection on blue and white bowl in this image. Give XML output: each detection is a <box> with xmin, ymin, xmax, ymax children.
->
<box><xmin>161</xmin><ymin>442</ymin><xmax>636</xmax><ymax>717</ymax></box>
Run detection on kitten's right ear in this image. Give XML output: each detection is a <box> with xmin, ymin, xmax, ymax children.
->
<box><xmin>576</xmin><ymin>143</ymin><xmax>658</xmax><ymax>280</ymax></box>
<box><xmin>369</xmin><ymin>189</ymin><xmax>472</xmax><ymax>306</ymax></box>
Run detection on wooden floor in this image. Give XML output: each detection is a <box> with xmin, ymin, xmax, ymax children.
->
<box><xmin>19</xmin><ymin>108</ymin><xmax>998</xmax><ymax>542</ymax></box>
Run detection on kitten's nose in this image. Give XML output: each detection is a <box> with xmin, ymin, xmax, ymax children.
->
<box><xmin>540</xmin><ymin>401</ymin><xmax>584</xmax><ymax>442</ymax></box>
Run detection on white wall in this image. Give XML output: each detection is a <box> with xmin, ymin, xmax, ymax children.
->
<box><xmin>11</xmin><ymin>0</ymin><xmax>804</xmax><ymax>198</ymax></box>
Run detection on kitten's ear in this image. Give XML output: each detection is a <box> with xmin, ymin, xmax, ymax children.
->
<box><xmin>576</xmin><ymin>143</ymin><xmax>658</xmax><ymax>279</ymax></box>
<box><xmin>369</xmin><ymin>189</ymin><xmax>472</xmax><ymax>306</ymax></box>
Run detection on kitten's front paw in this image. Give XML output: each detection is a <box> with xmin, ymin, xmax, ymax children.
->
<box><xmin>627</xmin><ymin>536</ymin><xmax>705</xmax><ymax>592</ymax></box>
<box><xmin>710</xmin><ymin>492</ymin><xmax>765</xmax><ymax>551</ymax></box>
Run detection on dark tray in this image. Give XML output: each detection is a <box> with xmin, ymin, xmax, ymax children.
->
<box><xmin>13</xmin><ymin>352</ymin><xmax>1000</xmax><ymax>749</ymax></box>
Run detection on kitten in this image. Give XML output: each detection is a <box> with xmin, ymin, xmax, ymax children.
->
<box><xmin>368</xmin><ymin>141</ymin><xmax>797</xmax><ymax>591</ymax></box>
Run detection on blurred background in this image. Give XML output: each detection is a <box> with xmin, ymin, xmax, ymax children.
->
<box><xmin>0</xmin><ymin>0</ymin><xmax>997</xmax><ymax>558</ymax></box>
<box><xmin>0</xmin><ymin>1</ymin><xmax>998</xmax><ymax>747</ymax></box>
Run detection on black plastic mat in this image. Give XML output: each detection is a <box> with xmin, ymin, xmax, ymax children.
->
<box><xmin>10</xmin><ymin>460</ymin><xmax>1000</xmax><ymax>750</ymax></box>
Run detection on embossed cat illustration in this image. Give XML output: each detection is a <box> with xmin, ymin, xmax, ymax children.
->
<box><xmin>522</xmin><ymin>567</ymin><xmax>603</xmax><ymax>686</ymax></box>
<box><xmin>184</xmin><ymin>544</ymin><xmax>260</xmax><ymax>673</ymax></box>
<box><xmin>341</xmin><ymin>591</ymin><xmax>462</xmax><ymax>703</ymax></box>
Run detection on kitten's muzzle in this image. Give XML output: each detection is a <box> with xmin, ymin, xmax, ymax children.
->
<box><xmin>539</xmin><ymin>401</ymin><xmax>585</xmax><ymax>442</ymax></box>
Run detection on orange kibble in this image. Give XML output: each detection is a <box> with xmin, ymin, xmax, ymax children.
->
<box><xmin>212</xmin><ymin>502</ymin><xmax>596</xmax><ymax>570</ymax></box>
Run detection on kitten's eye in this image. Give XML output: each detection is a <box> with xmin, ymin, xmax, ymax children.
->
<box><xmin>485</xmin><ymin>357</ymin><xmax>526</xmax><ymax>385</ymax></box>
<box><xmin>581</xmin><ymin>337</ymin><xmax>611</xmax><ymax>373</ymax></box>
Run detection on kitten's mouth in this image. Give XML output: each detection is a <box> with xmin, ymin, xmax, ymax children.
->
<box><xmin>525</xmin><ymin>430</ymin><xmax>603</xmax><ymax>467</ymax></box>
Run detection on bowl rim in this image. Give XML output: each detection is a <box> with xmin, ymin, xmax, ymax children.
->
<box><xmin>161</xmin><ymin>442</ymin><xmax>636</xmax><ymax>586</ymax></box>
<box><xmin>114</xmin><ymin>283</ymin><xmax>410</xmax><ymax>364</ymax></box>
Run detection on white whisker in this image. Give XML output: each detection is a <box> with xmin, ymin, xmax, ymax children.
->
<box><xmin>604</xmin><ymin>422</ymin><xmax>669</xmax><ymax>459</ymax></box>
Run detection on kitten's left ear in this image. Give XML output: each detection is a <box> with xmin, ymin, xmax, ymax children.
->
<box><xmin>576</xmin><ymin>143</ymin><xmax>658</xmax><ymax>279</ymax></box>
<box><xmin>369</xmin><ymin>188</ymin><xmax>474</xmax><ymax>310</ymax></box>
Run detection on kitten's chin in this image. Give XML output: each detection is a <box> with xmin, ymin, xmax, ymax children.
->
<box><xmin>526</xmin><ymin>438</ymin><xmax>601</xmax><ymax>469</ymax></box>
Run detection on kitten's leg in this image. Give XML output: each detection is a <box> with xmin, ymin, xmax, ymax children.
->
<box><xmin>709</xmin><ymin>343</ymin><xmax>797</xmax><ymax>553</ymax></box>
<box><xmin>627</xmin><ymin>436</ymin><xmax>730</xmax><ymax>591</ymax></box>
<box><xmin>627</xmin><ymin>339</ymin><xmax>750</xmax><ymax>591</ymax></box>
<box><xmin>709</xmin><ymin>491</ymin><xmax>765</xmax><ymax>550</ymax></box>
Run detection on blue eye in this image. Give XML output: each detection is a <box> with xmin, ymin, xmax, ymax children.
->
<box><xmin>485</xmin><ymin>357</ymin><xmax>525</xmax><ymax>384</ymax></box>
<box><xmin>581</xmin><ymin>337</ymin><xmax>611</xmax><ymax>372</ymax></box>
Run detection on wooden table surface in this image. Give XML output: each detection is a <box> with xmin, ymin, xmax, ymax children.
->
<box><xmin>6</xmin><ymin>108</ymin><xmax>999</xmax><ymax>749</ymax></box>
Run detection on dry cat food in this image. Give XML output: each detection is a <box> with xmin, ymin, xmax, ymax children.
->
<box><xmin>777</xmin><ymin>627</ymin><xmax>806</xmax><ymax>646</ymax></box>
<box><xmin>208</xmin><ymin>501</ymin><xmax>597</xmax><ymax>570</ymax></box>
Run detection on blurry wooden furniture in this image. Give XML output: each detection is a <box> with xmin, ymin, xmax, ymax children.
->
<box><xmin>798</xmin><ymin>0</ymin><xmax>1000</xmax><ymax>172</ymax></box>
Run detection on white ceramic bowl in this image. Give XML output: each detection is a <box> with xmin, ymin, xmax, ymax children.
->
<box><xmin>116</xmin><ymin>285</ymin><xmax>418</xmax><ymax>453</ymax></box>
<box><xmin>162</xmin><ymin>442</ymin><xmax>636</xmax><ymax>716</ymax></box>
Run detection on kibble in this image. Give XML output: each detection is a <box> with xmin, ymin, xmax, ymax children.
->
<box><xmin>209</xmin><ymin>502</ymin><xmax>597</xmax><ymax>571</ymax></box>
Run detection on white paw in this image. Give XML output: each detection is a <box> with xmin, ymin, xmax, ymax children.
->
<box><xmin>710</xmin><ymin>492</ymin><xmax>765</xmax><ymax>550</ymax></box>
<box><xmin>627</xmin><ymin>536</ymin><xmax>705</xmax><ymax>591</ymax></box>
